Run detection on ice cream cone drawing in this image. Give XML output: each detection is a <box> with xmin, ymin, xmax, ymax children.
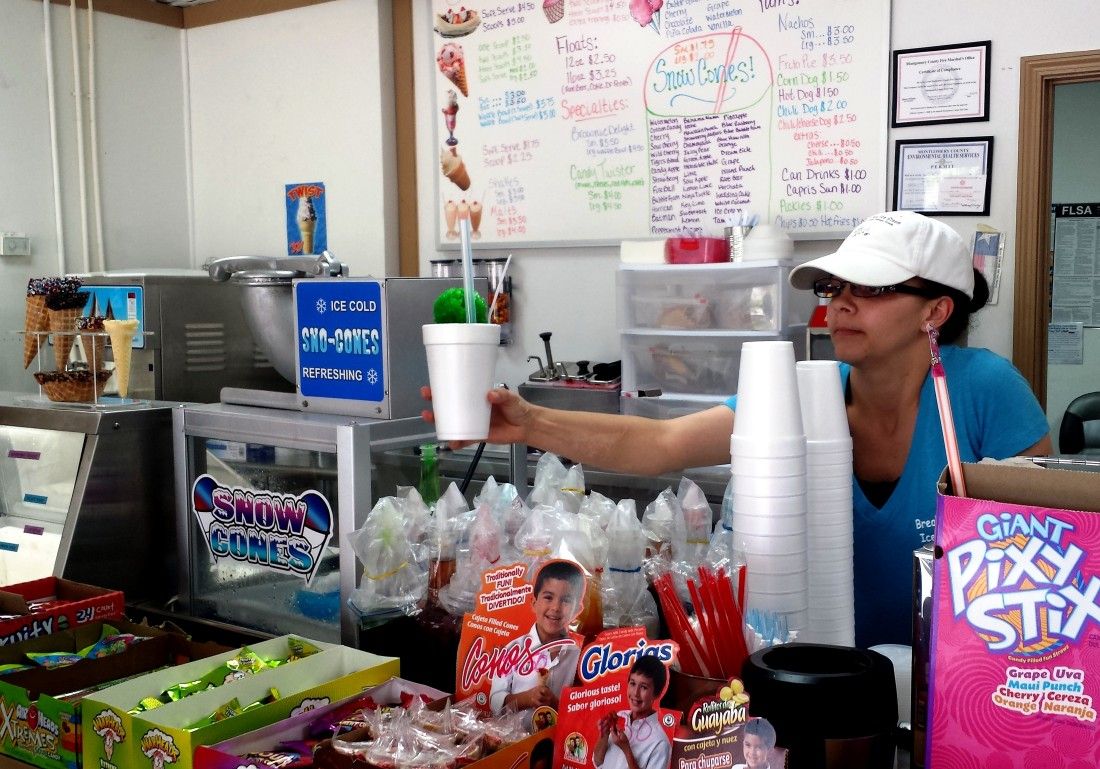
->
<box><xmin>46</xmin><ymin>291</ymin><xmax>89</xmax><ymax>370</ymax></box>
<box><xmin>441</xmin><ymin>147</ymin><xmax>471</xmax><ymax>191</ymax></box>
<box><xmin>104</xmin><ymin>319</ymin><xmax>139</xmax><ymax>398</ymax></box>
<box><xmin>437</xmin><ymin>43</ymin><xmax>468</xmax><ymax>97</ymax></box>
<box><xmin>297</xmin><ymin>196</ymin><xmax>318</xmax><ymax>254</ymax></box>
<box><xmin>443</xmin><ymin>89</ymin><xmax>460</xmax><ymax>146</ymax></box>
<box><xmin>470</xmin><ymin>200</ymin><xmax>483</xmax><ymax>239</ymax></box>
<box><xmin>445</xmin><ymin>200</ymin><xmax>459</xmax><ymax>239</ymax></box>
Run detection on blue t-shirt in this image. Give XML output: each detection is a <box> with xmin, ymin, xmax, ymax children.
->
<box><xmin>726</xmin><ymin>346</ymin><xmax>1049</xmax><ymax>647</ymax></box>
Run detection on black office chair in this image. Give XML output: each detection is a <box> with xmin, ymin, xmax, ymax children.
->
<box><xmin>1059</xmin><ymin>391</ymin><xmax>1100</xmax><ymax>454</ymax></box>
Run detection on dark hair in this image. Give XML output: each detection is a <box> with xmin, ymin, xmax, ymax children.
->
<box><xmin>629</xmin><ymin>655</ymin><xmax>668</xmax><ymax>695</ymax></box>
<box><xmin>920</xmin><ymin>269</ymin><xmax>990</xmax><ymax>345</ymax></box>
<box><xmin>745</xmin><ymin>717</ymin><xmax>777</xmax><ymax>750</ymax></box>
<box><xmin>534</xmin><ymin>559</ymin><xmax>585</xmax><ymax>597</ymax></box>
<box><xmin>532</xmin><ymin>737</ymin><xmax>554</xmax><ymax>764</ymax></box>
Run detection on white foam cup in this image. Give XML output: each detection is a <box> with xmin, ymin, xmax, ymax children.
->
<box><xmin>730</xmin><ymin>532</ymin><xmax>809</xmax><ymax>556</ymax></box>
<box><xmin>746</xmin><ymin>591</ymin><xmax>809</xmax><ymax>613</ymax></box>
<box><xmin>870</xmin><ymin>644</ymin><xmax>913</xmax><ymax>725</ymax></box>
<box><xmin>730</xmin><ymin>434</ymin><xmax>807</xmax><ymax>459</ymax></box>
<box><xmin>731</xmin><ymin>452</ymin><xmax>807</xmax><ymax>478</ymax></box>
<box><xmin>750</xmin><ymin>570</ymin><xmax>809</xmax><ymax>594</ymax></box>
<box><xmin>731</xmin><ymin>473</ymin><xmax>807</xmax><ymax>497</ymax></box>
<box><xmin>796</xmin><ymin>360</ymin><xmax>850</xmax><ymax>442</ymax></box>
<box><xmin>423</xmin><ymin>323</ymin><xmax>501</xmax><ymax>441</ymax></box>
<box><xmin>734</xmin><ymin>514</ymin><xmax>805</xmax><ymax>539</ymax></box>
<box><xmin>732</xmin><ymin>493</ymin><xmax>808</xmax><ymax>518</ymax></box>
<box><xmin>732</xmin><ymin>341</ymin><xmax>804</xmax><ymax>440</ymax></box>
<box><xmin>743</xmin><ymin>551</ymin><xmax>810</xmax><ymax>575</ymax></box>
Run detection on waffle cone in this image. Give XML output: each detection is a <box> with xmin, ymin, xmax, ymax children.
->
<box><xmin>23</xmin><ymin>295</ymin><xmax>48</xmax><ymax>368</ymax></box>
<box><xmin>448</xmin><ymin>64</ymin><xmax>468</xmax><ymax>97</ymax></box>
<box><xmin>104</xmin><ymin>319</ymin><xmax>138</xmax><ymax>398</ymax></box>
<box><xmin>299</xmin><ymin>219</ymin><xmax>316</xmax><ymax>254</ymax></box>
<box><xmin>81</xmin><ymin>335</ymin><xmax>106</xmax><ymax>371</ymax></box>
<box><xmin>48</xmin><ymin>308</ymin><xmax>81</xmax><ymax>370</ymax></box>
<box><xmin>447</xmin><ymin>161</ymin><xmax>471</xmax><ymax>191</ymax></box>
<box><xmin>36</xmin><ymin>372</ymin><xmax>110</xmax><ymax>403</ymax></box>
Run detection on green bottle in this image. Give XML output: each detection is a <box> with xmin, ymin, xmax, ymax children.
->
<box><xmin>419</xmin><ymin>443</ymin><xmax>440</xmax><ymax>507</ymax></box>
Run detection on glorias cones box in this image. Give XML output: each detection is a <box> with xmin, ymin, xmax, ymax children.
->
<box><xmin>929</xmin><ymin>463</ymin><xmax>1100</xmax><ymax>767</ymax></box>
<box><xmin>553</xmin><ymin>626</ymin><xmax>681</xmax><ymax>769</ymax></box>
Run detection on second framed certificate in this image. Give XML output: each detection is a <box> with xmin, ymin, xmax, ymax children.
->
<box><xmin>893</xmin><ymin>137</ymin><xmax>993</xmax><ymax>216</ymax></box>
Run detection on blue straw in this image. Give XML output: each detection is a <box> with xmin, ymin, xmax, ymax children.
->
<box><xmin>459</xmin><ymin>218</ymin><xmax>476</xmax><ymax>323</ymax></box>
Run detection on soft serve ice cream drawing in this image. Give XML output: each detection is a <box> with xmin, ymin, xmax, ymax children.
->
<box><xmin>297</xmin><ymin>196</ymin><xmax>318</xmax><ymax>254</ymax></box>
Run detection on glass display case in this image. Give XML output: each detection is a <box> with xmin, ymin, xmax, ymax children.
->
<box><xmin>0</xmin><ymin>395</ymin><xmax>176</xmax><ymax>598</ymax></box>
<box><xmin>173</xmin><ymin>402</ymin><xmax>435</xmax><ymax>646</ymax></box>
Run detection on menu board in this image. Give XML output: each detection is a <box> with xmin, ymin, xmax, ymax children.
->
<box><xmin>429</xmin><ymin>0</ymin><xmax>890</xmax><ymax>247</ymax></box>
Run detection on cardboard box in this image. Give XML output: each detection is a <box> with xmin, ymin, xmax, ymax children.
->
<box><xmin>193</xmin><ymin>677</ymin><xmax>449</xmax><ymax>769</ymax></box>
<box><xmin>0</xmin><ymin>579</ymin><xmax>125</xmax><ymax>646</ymax></box>
<box><xmin>0</xmin><ymin>619</ymin><xmax>228</xmax><ymax>769</ymax></box>
<box><xmin>928</xmin><ymin>462</ymin><xmax>1100</xmax><ymax>767</ymax></box>
<box><xmin>81</xmin><ymin>636</ymin><xmax>398</xmax><ymax>769</ymax></box>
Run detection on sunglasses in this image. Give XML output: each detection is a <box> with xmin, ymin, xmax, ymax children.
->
<box><xmin>812</xmin><ymin>277</ymin><xmax>943</xmax><ymax>299</ymax></box>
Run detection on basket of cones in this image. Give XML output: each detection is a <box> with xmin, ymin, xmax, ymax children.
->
<box><xmin>33</xmin><ymin>370</ymin><xmax>111</xmax><ymax>403</ymax></box>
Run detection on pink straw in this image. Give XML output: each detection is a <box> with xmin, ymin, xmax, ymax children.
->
<box><xmin>926</xmin><ymin>324</ymin><xmax>967</xmax><ymax>497</ymax></box>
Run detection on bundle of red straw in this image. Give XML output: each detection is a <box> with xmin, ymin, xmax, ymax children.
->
<box><xmin>653</xmin><ymin>565</ymin><xmax>749</xmax><ymax>679</ymax></box>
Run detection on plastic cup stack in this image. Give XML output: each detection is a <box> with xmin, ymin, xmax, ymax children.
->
<box><xmin>796</xmin><ymin>360</ymin><xmax>855</xmax><ymax>645</ymax></box>
<box><xmin>731</xmin><ymin>341</ymin><xmax>809</xmax><ymax>635</ymax></box>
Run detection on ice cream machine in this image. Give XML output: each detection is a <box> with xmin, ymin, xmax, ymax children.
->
<box><xmin>78</xmin><ymin>271</ymin><xmax>290</xmax><ymax>403</ymax></box>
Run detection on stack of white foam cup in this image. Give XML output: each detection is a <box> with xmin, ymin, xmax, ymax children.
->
<box><xmin>796</xmin><ymin>360</ymin><xmax>856</xmax><ymax>645</ymax></box>
<box><xmin>730</xmin><ymin>341</ymin><xmax>809</xmax><ymax>635</ymax></box>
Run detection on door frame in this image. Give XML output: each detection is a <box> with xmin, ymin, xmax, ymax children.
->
<box><xmin>1014</xmin><ymin>49</ymin><xmax>1100</xmax><ymax>404</ymax></box>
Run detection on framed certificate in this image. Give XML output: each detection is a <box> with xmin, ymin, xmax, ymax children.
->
<box><xmin>893</xmin><ymin>137</ymin><xmax>993</xmax><ymax>216</ymax></box>
<box><xmin>891</xmin><ymin>41</ymin><xmax>991</xmax><ymax>127</ymax></box>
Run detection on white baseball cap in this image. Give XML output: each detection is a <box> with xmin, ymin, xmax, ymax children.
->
<box><xmin>789</xmin><ymin>211</ymin><xmax>974</xmax><ymax>299</ymax></box>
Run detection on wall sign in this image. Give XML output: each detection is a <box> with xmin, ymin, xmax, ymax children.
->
<box><xmin>893</xmin><ymin>137</ymin><xmax>993</xmax><ymax>216</ymax></box>
<box><xmin>891</xmin><ymin>41</ymin><xmax>991</xmax><ymax>127</ymax></box>
<box><xmin>294</xmin><ymin>280</ymin><xmax>385</xmax><ymax>403</ymax></box>
<box><xmin>428</xmin><ymin>0</ymin><xmax>891</xmax><ymax>245</ymax></box>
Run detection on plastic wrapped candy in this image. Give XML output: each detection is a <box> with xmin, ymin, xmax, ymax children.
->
<box><xmin>439</xmin><ymin>504</ymin><xmax>512</xmax><ymax>616</ymax></box>
<box><xmin>677</xmin><ymin>478</ymin><xmax>714</xmax><ymax>564</ymax></box>
<box><xmin>349</xmin><ymin>496</ymin><xmax>430</xmax><ymax>618</ymax></box>
<box><xmin>601</xmin><ymin>499</ymin><xmax>659</xmax><ymax>637</ymax></box>
<box><xmin>641</xmin><ymin>487</ymin><xmax>686</xmax><ymax>581</ymax></box>
<box><xmin>474</xmin><ymin>476</ymin><xmax>528</xmax><ymax>542</ymax></box>
<box><xmin>396</xmin><ymin>486</ymin><xmax>434</xmax><ymax>546</ymax></box>
<box><xmin>706</xmin><ymin>477</ymin><xmax>741</xmax><ymax>572</ymax></box>
<box><xmin>579</xmin><ymin>490</ymin><xmax>615</xmax><ymax>532</ymax></box>
<box><xmin>529</xmin><ymin>453</ymin><xmax>586</xmax><ymax>514</ymax></box>
<box><xmin>428</xmin><ymin>483</ymin><xmax>471</xmax><ymax>594</ymax></box>
<box><xmin>513</xmin><ymin>503</ymin><xmax>560</xmax><ymax>578</ymax></box>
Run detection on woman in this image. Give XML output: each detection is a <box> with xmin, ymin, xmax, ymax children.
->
<box><xmin>423</xmin><ymin>211</ymin><xmax>1051</xmax><ymax>647</ymax></box>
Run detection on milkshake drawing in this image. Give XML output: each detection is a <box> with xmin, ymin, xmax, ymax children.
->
<box><xmin>298</xmin><ymin>196</ymin><xmax>318</xmax><ymax>254</ymax></box>
<box><xmin>443</xmin><ymin>89</ymin><xmax>459</xmax><ymax>146</ymax></box>
<box><xmin>470</xmin><ymin>200</ymin><xmax>483</xmax><ymax>239</ymax></box>
<box><xmin>445</xmin><ymin>200</ymin><xmax>459</xmax><ymax>239</ymax></box>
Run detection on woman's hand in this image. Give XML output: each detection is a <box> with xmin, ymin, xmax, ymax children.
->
<box><xmin>421</xmin><ymin>386</ymin><xmax>535</xmax><ymax>447</ymax></box>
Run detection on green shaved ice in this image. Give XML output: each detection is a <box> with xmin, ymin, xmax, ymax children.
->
<box><xmin>433</xmin><ymin>287</ymin><xmax>488</xmax><ymax>323</ymax></box>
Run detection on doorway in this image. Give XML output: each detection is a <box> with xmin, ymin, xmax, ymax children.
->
<box><xmin>1013</xmin><ymin>49</ymin><xmax>1100</xmax><ymax>450</ymax></box>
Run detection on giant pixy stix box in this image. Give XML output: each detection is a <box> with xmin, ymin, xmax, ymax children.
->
<box><xmin>929</xmin><ymin>463</ymin><xmax>1100</xmax><ymax>767</ymax></box>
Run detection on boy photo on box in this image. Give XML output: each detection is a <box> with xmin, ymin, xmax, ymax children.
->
<box><xmin>733</xmin><ymin>718</ymin><xmax>777</xmax><ymax>769</ymax></box>
<box><xmin>490</xmin><ymin>559</ymin><xmax>585</xmax><ymax>714</ymax></box>
<box><xmin>594</xmin><ymin>655</ymin><xmax>672</xmax><ymax>769</ymax></box>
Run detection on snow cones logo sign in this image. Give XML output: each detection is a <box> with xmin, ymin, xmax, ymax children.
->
<box><xmin>946</xmin><ymin>511</ymin><xmax>1099</xmax><ymax>658</ymax></box>
<box><xmin>92</xmin><ymin>709</ymin><xmax>125</xmax><ymax>760</ymax></box>
<box><xmin>191</xmin><ymin>474</ymin><xmax>334</xmax><ymax>585</ymax></box>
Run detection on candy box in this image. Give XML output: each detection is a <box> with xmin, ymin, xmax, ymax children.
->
<box><xmin>0</xmin><ymin>619</ymin><xmax>228</xmax><ymax>769</ymax></box>
<box><xmin>81</xmin><ymin>636</ymin><xmax>397</xmax><ymax>769</ymax></box>
<box><xmin>0</xmin><ymin>578</ymin><xmax>124</xmax><ymax>646</ymax></box>
<box><xmin>929</xmin><ymin>462</ymin><xmax>1100</xmax><ymax>767</ymax></box>
<box><xmin>310</xmin><ymin>687</ymin><xmax>554</xmax><ymax>769</ymax></box>
<box><xmin>194</xmin><ymin>677</ymin><xmax>448</xmax><ymax>769</ymax></box>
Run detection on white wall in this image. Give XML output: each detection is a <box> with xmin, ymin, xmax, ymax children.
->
<box><xmin>1047</xmin><ymin>81</ymin><xmax>1100</xmax><ymax>447</ymax></box>
<box><xmin>0</xmin><ymin>0</ymin><xmax>188</xmax><ymax>393</ymax></box>
<box><xmin>185</xmin><ymin>0</ymin><xmax>397</xmax><ymax>277</ymax></box>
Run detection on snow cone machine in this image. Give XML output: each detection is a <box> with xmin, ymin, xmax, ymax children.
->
<box><xmin>172</xmin><ymin>270</ymin><xmax>499</xmax><ymax>645</ymax></box>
